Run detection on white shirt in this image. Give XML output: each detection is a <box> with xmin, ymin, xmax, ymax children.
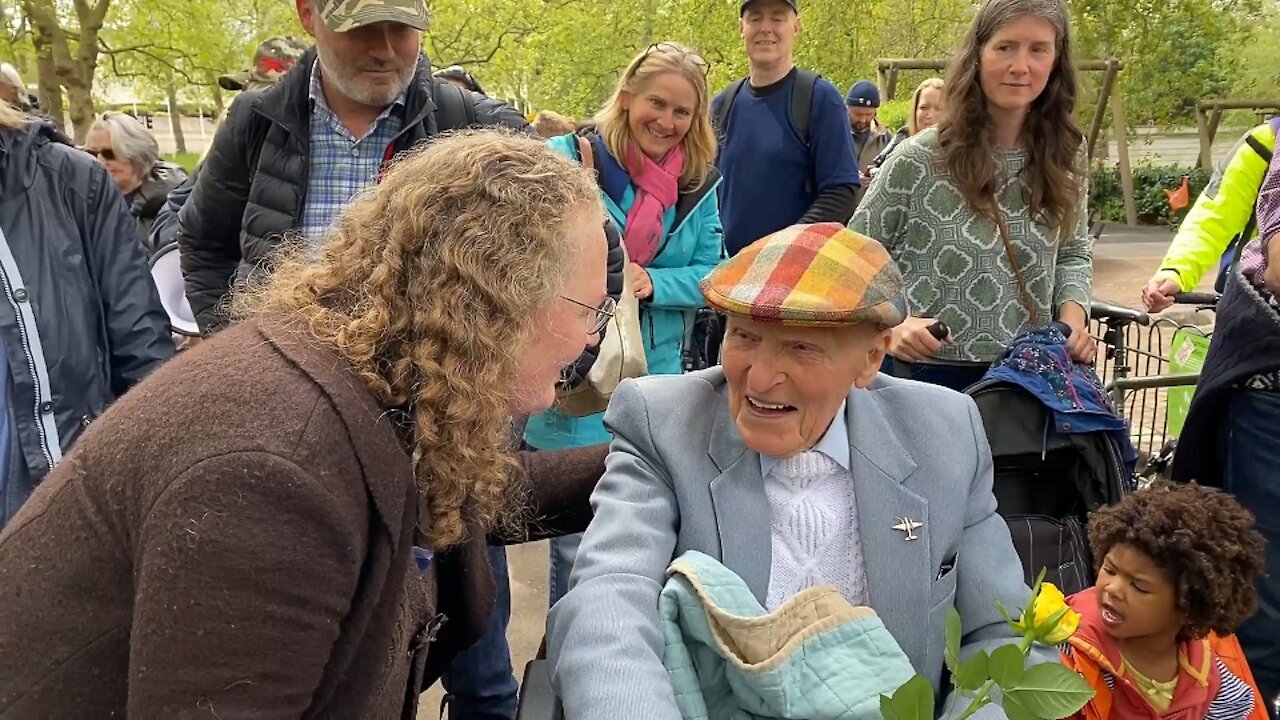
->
<box><xmin>760</xmin><ymin>402</ymin><xmax>870</xmax><ymax>609</ymax></box>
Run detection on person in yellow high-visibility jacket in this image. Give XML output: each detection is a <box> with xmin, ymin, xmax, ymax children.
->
<box><xmin>1143</xmin><ymin>120</ymin><xmax>1278</xmax><ymax>312</ymax></box>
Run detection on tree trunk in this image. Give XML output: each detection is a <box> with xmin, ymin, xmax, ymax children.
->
<box><xmin>20</xmin><ymin>0</ymin><xmax>110</xmax><ymax>143</ymax></box>
<box><xmin>31</xmin><ymin>29</ymin><xmax>63</xmax><ymax>131</ymax></box>
<box><xmin>166</xmin><ymin>83</ymin><xmax>186</xmax><ymax>153</ymax></box>
<box><xmin>63</xmin><ymin>79</ymin><xmax>93</xmax><ymax>143</ymax></box>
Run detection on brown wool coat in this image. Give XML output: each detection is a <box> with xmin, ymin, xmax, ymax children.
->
<box><xmin>0</xmin><ymin>320</ymin><xmax>605</xmax><ymax>719</ymax></box>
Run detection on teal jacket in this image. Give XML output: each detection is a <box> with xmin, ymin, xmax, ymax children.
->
<box><xmin>525</xmin><ymin>133</ymin><xmax>724</xmax><ymax>450</ymax></box>
<box><xmin>660</xmin><ymin>551</ymin><xmax>917</xmax><ymax>720</ymax></box>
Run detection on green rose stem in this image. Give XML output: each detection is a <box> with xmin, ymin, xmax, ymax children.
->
<box><xmin>951</xmin><ymin>634</ymin><xmax>1037</xmax><ymax>720</ymax></box>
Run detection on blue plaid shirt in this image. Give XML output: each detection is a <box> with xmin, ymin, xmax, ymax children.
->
<box><xmin>298</xmin><ymin>63</ymin><xmax>407</xmax><ymax>241</ymax></box>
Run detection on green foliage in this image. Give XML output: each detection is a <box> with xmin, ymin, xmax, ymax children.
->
<box><xmin>1071</xmin><ymin>0</ymin><xmax>1264</xmax><ymax>127</ymax></box>
<box><xmin>988</xmin><ymin>645</ymin><xmax>1027</xmax><ymax>688</ymax></box>
<box><xmin>162</xmin><ymin>151</ymin><xmax>199</xmax><ymax>173</ymax></box>
<box><xmin>878</xmin><ymin>99</ymin><xmax>909</xmax><ymax>133</ymax></box>
<box><xmin>880</xmin><ymin>675</ymin><xmax>936</xmax><ymax>720</ymax></box>
<box><xmin>1090</xmin><ymin>162</ymin><xmax>1212</xmax><ymax>227</ymax></box>
<box><xmin>1002</xmin><ymin>665</ymin><xmax>1098</xmax><ymax>719</ymax></box>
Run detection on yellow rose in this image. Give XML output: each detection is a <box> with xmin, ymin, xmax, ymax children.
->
<box><xmin>1025</xmin><ymin>582</ymin><xmax>1081</xmax><ymax>644</ymax></box>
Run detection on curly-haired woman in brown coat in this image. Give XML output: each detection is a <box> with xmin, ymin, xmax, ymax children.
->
<box><xmin>0</xmin><ymin>131</ymin><xmax>611</xmax><ymax>719</ymax></box>
<box><xmin>1061</xmin><ymin>483</ymin><xmax>1270</xmax><ymax>720</ymax></box>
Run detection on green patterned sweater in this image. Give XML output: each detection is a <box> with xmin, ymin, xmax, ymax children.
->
<box><xmin>851</xmin><ymin>128</ymin><xmax>1093</xmax><ymax>363</ymax></box>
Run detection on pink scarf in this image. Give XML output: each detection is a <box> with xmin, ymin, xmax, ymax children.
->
<box><xmin>623</xmin><ymin>141</ymin><xmax>684</xmax><ymax>267</ymax></box>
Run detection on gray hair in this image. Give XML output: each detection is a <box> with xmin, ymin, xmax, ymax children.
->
<box><xmin>0</xmin><ymin>64</ymin><xmax>23</xmax><ymax>92</ymax></box>
<box><xmin>90</xmin><ymin>112</ymin><xmax>160</xmax><ymax>178</ymax></box>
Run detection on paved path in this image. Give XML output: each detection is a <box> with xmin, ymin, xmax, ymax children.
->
<box><xmin>422</xmin><ymin>230</ymin><xmax>1200</xmax><ymax>717</ymax></box>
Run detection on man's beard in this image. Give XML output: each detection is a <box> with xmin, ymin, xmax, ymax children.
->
<box><xmin>316</xmin><ymin>42</ymin><xmax>415</xmax><ymax>109</ymax></box>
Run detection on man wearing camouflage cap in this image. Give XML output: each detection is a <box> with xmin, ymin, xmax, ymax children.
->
<box><xmin>218</xmin><ymin>36</ymin><xmax>311</xmax><ymax>92</ymax></box>
<box><xmin>548</xmin><ymin>223</ymin><xmax>1051</xmax><ymax>720</ymax></box>
<box><xmin>146</xmin><ymin>37</ymin><xmax>310</xmax><ymax>258</ymax></box>
<box><xmin>178</xmin><ymin>0</ymin><xmax>525</xmax><ymax>333</ymax></box>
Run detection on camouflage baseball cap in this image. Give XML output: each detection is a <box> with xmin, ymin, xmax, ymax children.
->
<box><xmin>315</xmin><ymin>0</ymin><xmax>429</xmax><ymax>32</ymax></box>
<box><xmin>218</xmin><ymin>37</ymin><xmax>309</xmax><ymax>92</ymax></box>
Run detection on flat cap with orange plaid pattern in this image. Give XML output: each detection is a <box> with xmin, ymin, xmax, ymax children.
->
<box><xmin>699</xmin><ymin>223</ymin><xmax>906</xmax><ymax>328</ymax></box>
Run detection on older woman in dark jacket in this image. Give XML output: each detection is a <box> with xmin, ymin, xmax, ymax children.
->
<box><xmin>0</xmin><ymin>131</ymin><xmax>610</xmax><ymax>718</ymax></box>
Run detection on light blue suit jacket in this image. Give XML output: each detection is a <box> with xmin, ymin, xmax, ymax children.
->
<box><xmin>547</xmin><ymin>369</ymin><xmax>1052</xmax><ymax>719</ymax></box>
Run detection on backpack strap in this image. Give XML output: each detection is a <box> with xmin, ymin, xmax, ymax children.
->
<box><xmin>790</xmin><ymin>69</ymin><xmax>820</xmax><ymax>147</ymax></box>
<box><xmin>432</xmin><ymin>79</ymin><xmax>478</xmax><ymax>131</ymax></box>
<box><xmin>713</xmin><ymin>79</ymin><xmax>747</xmax><ymax>140</ymax></box>
<box><xmin>1245</xmin><ymin>133</ymin><xmax>1273</xmax><ymax>164</ymax></box>
<box><xmin>670</xmin><ymin>167</ymin><xmax>721</xmax><ymax>233</ymax></box>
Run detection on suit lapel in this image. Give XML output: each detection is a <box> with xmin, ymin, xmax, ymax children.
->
<box><xmin>707</xmin><ymin>386</ymin><xmax>772</xmax><ymax>602</ymax></box>
<box><xmin>846</xmin><ymin>388</ymin><xmax>933</xmax><ymax>669</ymax></box>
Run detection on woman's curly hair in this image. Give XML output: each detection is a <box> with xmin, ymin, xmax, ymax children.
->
<box><xmin>236</xmin><ymin>130</ymin><xmax>603</xmax><ymax>550</ymax></box>
<box><xmin>1088</xmin><ymin>482</ymin><xmax>1266</xmax><ymax>639</ymax></box>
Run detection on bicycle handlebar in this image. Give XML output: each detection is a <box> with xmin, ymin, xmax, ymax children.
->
<box><xmin>1171</xmin><ymin>291</ymin><xmax>1220</xmax><ymax>306</ymax></box>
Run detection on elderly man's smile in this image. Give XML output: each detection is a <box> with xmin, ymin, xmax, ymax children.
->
<box><xmin>745</xmin><ymin>396</ymin><xmax>797</xmax><ymax>416</ymax></box>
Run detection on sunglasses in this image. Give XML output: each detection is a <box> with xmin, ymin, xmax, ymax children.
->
<box><xmin>560</xmin><ymin>295</ymin><xmax>617</xmax><ymax>336</ymax></box>
<box><xmin>85</xmin><ymin>147</ymin><xmax>117</xmax><ymax>161</ymax></box>
<box><xmin>644</xmin><ymin>42</ymin><xmax>711</xmax><ymax>77</ymax></box>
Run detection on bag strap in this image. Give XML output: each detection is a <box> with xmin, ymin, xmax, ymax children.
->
<box><xmin>713</xmin><ymin>79</ymin><xmax>747</xmax><ymax>140</ymax></box>
<box><xmin>994</xmin><ymin>214</ymin><xmax>1044</xmax><ymax>326</ymax></box>
<box><xmin>1245</xmin><ymin>133</ymin><xmax>1273</xmax><ymax>164</ymax></box>
<box><xmin>791</xmin><ymin>69</ymin><xmax>819</xmax><ymax>147</ymax></box>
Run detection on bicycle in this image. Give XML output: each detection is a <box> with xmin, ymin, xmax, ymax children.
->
<box><xmin>1089</xmin><ymin>292</ymin><xmax>1220</xmax><ymax>482</ymax></box>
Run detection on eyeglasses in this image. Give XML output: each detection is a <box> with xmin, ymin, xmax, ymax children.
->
<box><xmin>560</xmin><ymin>295</ymin><xmax>617</xmax><ymax>336</ymax></box>
<box><xmin>644</xmin><ymin>42</ymin><xmax>711</xmax><ymax>77</ymax></box>
<box><xmin>84</xmin><ymin>147</ymin><xmax>117</xmax><ymax>161</ymax></box>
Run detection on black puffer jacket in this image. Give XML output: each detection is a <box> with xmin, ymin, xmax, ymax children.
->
<box><xmin>0</xmin><ymin>120</ymin><xmax>174</xmax><ymax>525</ymax></box>
<box><xmin>130</xmin><ymin>161</ymin><xmax>186</xmax><ymax>254</ymax></box>
<box><xmin>178</xmin><ymin>50</ymin><xmax>529</xmax><ymax>331</ymax></box>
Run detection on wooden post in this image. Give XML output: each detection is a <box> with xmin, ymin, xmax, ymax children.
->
<box><xmin>1112</xmin><ymin>82</ymin><xmax>1138</xmax><ymax>226</ymax></box>
<box><xmin>1207</xmin><ymin>108</ymin><xmax>1225</xmax><ymax>144</ymax></box>
<box><xmin>876</xmin><ymin>67</ymin><xmax>888</xmax><ymax>99</ymax></box>
<box><xmin>1195</xmin><ymin>106</ymin><xmax>1214</xmax><ymax>172</ymax></box>
<box><xmin>884</xmin><ymin>64</ymin><xmax>898</xmax><ymax>102</ymax></box>
<box><xmin>1087</xmin><ymin>60</ymin><xmax>1118</xmax><ymax>160</ymax></box>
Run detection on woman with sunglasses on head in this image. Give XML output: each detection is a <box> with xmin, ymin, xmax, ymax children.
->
<box><xmin>524</xmin><ymin>41</ymin><xmax>724</xmax><ymax>607</ymax></box>
<box><xmin>852</xmin><ymin>0</ymin><xmax>1094</xmax><ymax>392</ymax></box>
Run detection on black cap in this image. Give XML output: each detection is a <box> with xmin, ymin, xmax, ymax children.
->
<box><xmin>740</xmin><ymin>0</ymin><xmax>799</xmax><ymax>16</ymax></box>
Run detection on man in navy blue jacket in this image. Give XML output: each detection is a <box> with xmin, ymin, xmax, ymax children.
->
<box><xmin>712</xmin><ymin>0</ymin><xmax>860</xmax><ymax>256</ymax></box>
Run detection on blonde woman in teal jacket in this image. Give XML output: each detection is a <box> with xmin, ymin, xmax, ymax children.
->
<box><xmin>525</xmin><ymin>41</ymin><xmax>724</xmax><ymax>604</ymax></box>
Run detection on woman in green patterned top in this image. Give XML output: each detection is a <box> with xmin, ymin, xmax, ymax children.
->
<box><xmin>851</xmin><ymin>0</ymin><xmax>1094</xmax><ymax>392</ymax></box>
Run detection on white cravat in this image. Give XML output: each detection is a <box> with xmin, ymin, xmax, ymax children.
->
<box><xmin>764</xmin><ymin>450</ymin><xmax>869</xmax><ymax>610</ymax></box>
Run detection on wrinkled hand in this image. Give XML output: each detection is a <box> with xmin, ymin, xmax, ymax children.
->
<box><xmin>1141</xmin><ymin>275</ymin><xmax>1181</xmax><ymax>313</ymax></box>
<box><xmin>888</xmin><ymin>316</ymin><xmax>949</xmax><ymax>363</ymax></box>
<box><xmin>629</xmin><ymin>262</ymin><xmax>653</xmax><ymax>300</ymax></box>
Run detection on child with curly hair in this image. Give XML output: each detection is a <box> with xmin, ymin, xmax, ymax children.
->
<box><xmin>1062</xmin><ymin>483</ymin><xmax>1270</xmax><ymax>720</ymax></box>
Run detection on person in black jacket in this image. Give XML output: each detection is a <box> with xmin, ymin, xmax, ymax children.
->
<box><xmin>0</xmin><ymin>102</ymin><xmax>174</xmax><ymax>526</ymax></box>
<box><xmin>178</xmin><ymin>0</ymin><xmax>528</xmax><ymax>333</ymax></box>
<box><xmin>83</xmin><ymin>112</ymin><xmax>187</xmax><ymax>250</ymax></box>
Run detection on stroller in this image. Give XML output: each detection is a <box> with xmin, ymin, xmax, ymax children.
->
<box><xmin>966</xmin><ymin>325</ymin><xmax>1134</xmax><ymax>596</ymax></box>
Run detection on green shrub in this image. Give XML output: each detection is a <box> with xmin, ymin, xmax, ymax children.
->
<box><xmin>1089</xmin><ymin>161</ymin><xmax>1212</xmax><ymax>228</ymax></box>
<box><xmin>877</xmin><ymin>99</ymin><xmax>910</xmax><ymax>133</ymax></box>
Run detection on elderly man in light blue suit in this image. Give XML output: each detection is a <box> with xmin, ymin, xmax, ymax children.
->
<box><xmin>547</xmin><ymin>223</ymin><xmax>1053</xmax><ymax>719</ymax></box>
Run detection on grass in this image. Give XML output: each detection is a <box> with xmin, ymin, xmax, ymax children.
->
<box><xmin>162</xmin><ymin>151</ymin><xmax>201</xmax><ymax>174</ymax></box>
